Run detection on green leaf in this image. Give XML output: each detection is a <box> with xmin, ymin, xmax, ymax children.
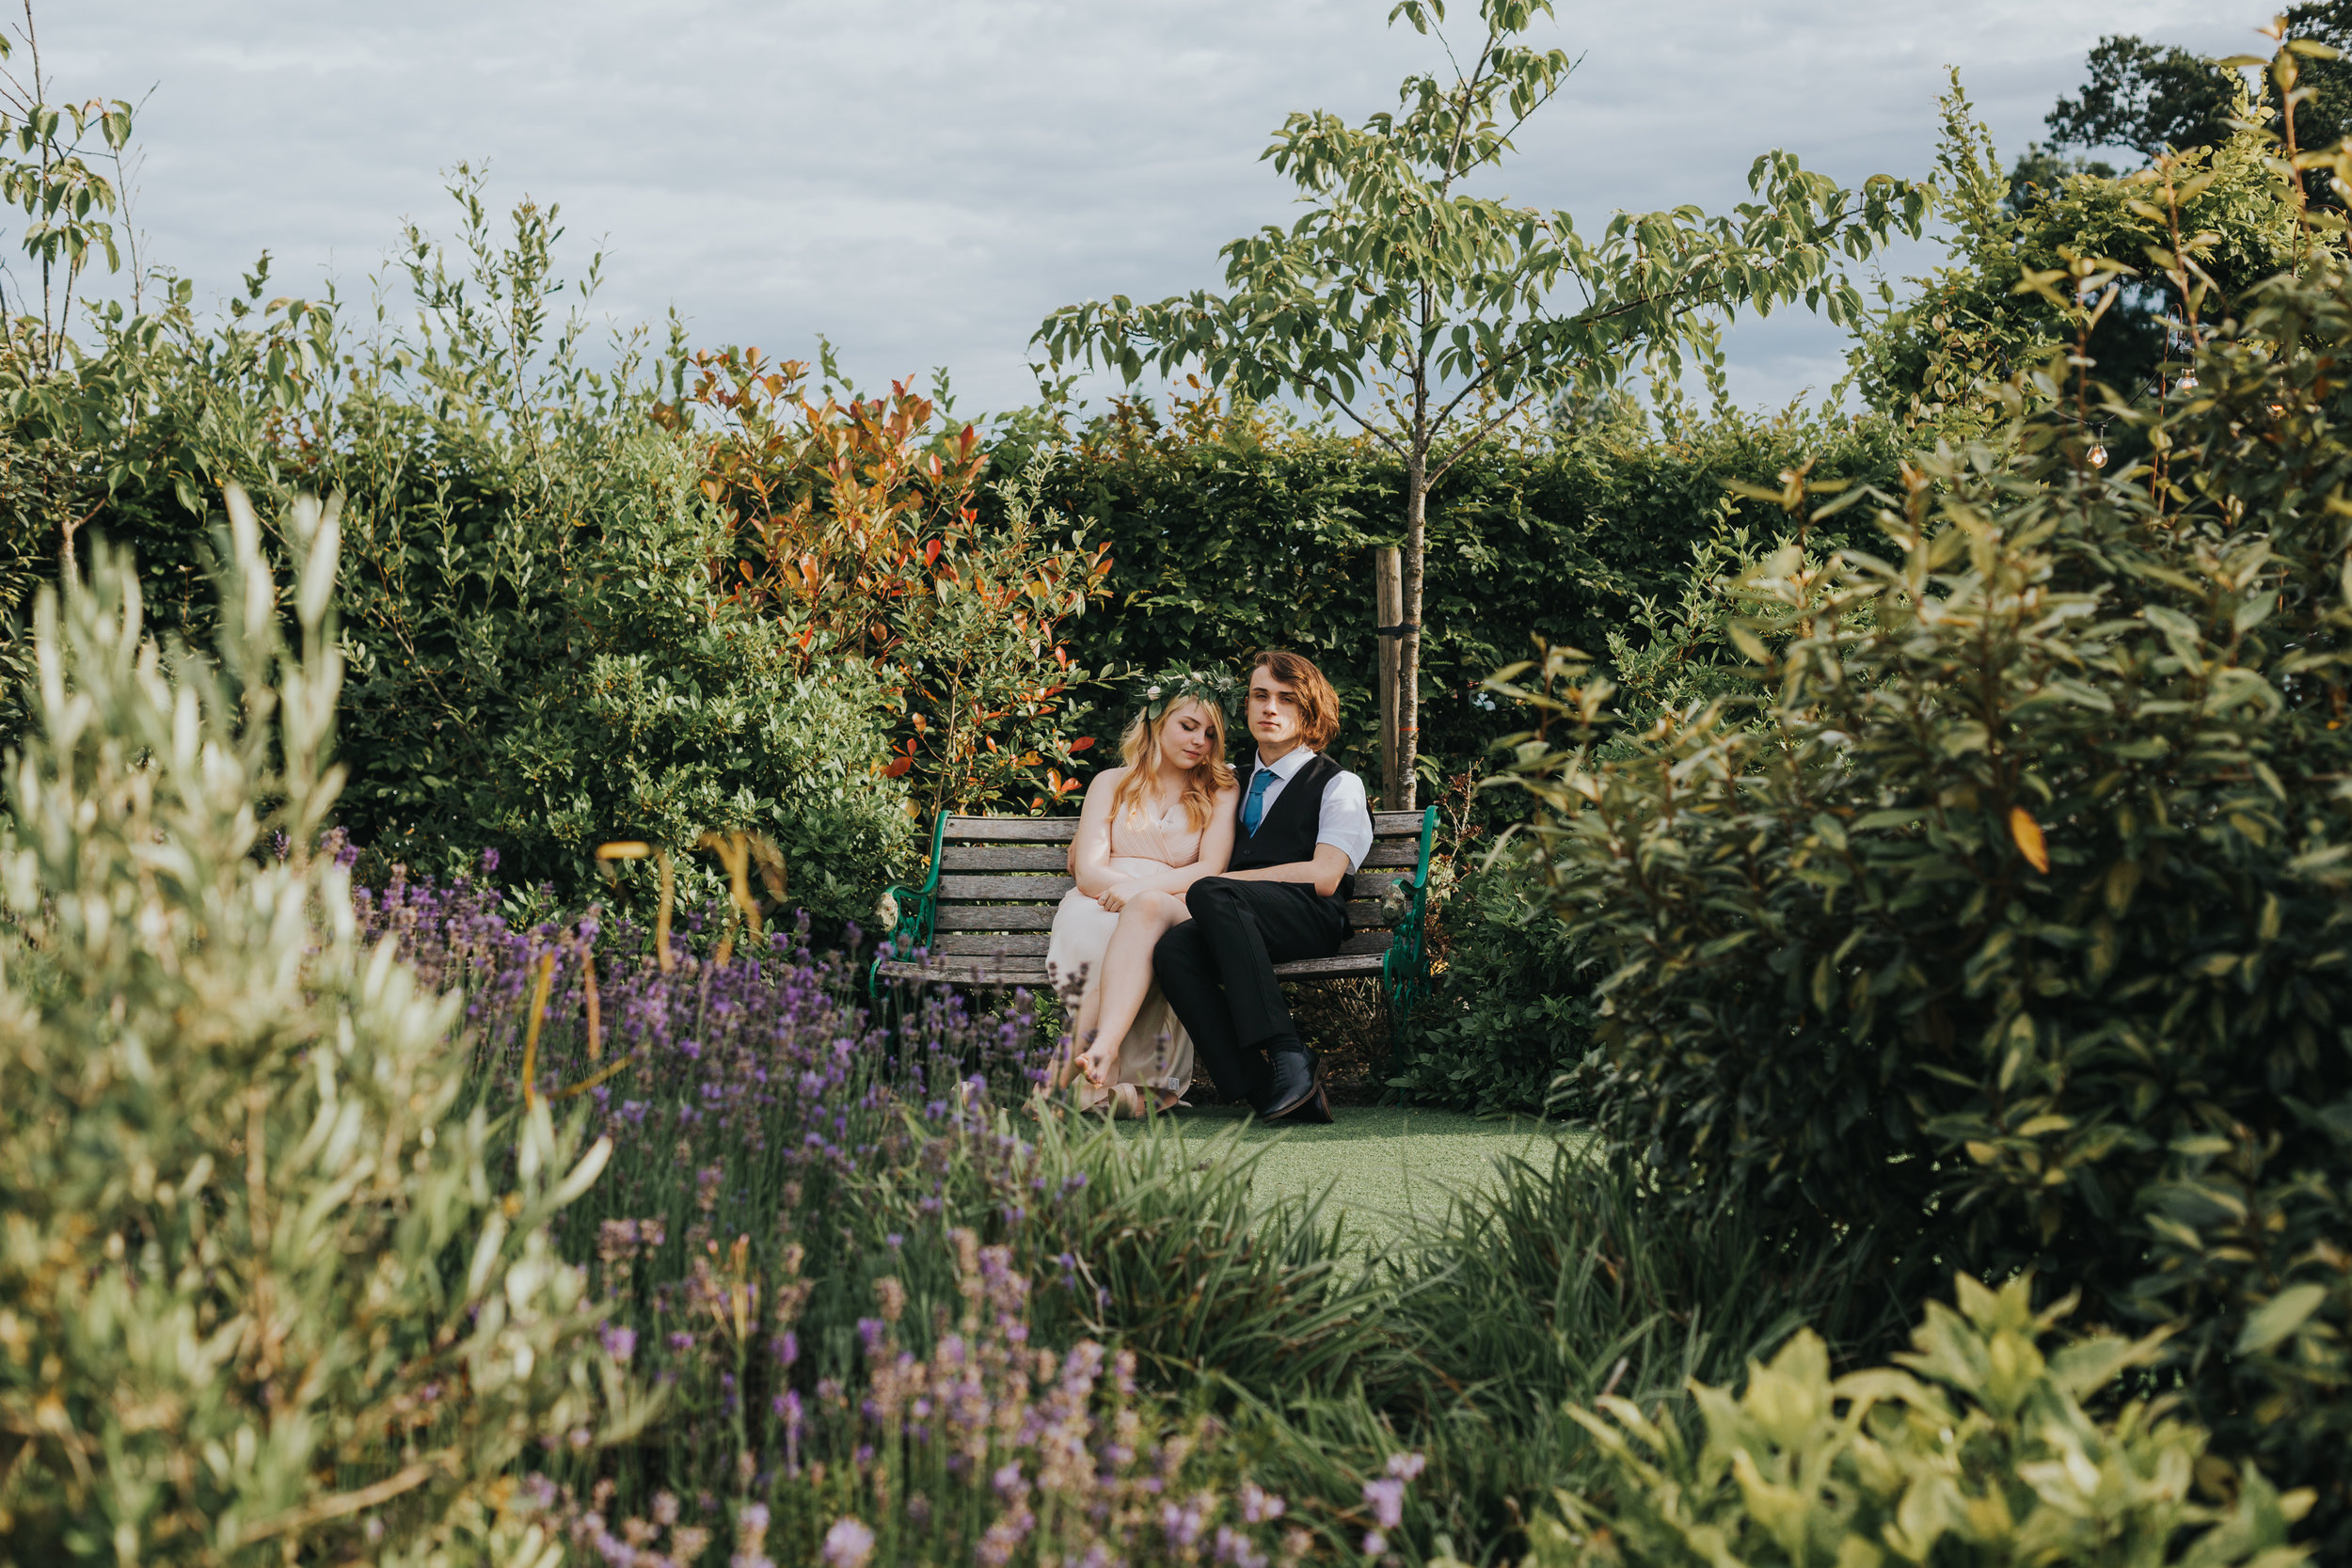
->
<box><xmin>2235</xmin><ymin>1284</ymin><xmax>2327</xmax><ymax>1355</ymax></box>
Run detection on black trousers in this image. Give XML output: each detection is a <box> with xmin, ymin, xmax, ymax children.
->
<box><xmin>1152</xmin><ymin>876</ymin><xmax>1346</xmax><ymax>1106</ymax></box>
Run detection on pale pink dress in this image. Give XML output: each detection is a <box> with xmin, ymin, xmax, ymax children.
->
<box><xmin>1045</xmin><ymin>799</ymin><xmax>1200</xmax><ymax>1110</ymax></box>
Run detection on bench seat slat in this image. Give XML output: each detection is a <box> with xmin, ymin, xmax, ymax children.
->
<box><xmin>875</xmin><ymin>959</ymin><xmax>1053</xmax><ymax>987</ymax></box>
<box><xmin>1270</xmin><ymin>953</ymin><xmax>1390</xmax><ymax>979</ymax></box>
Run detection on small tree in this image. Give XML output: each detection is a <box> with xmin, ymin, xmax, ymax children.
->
<box><xmin>1036</xmin><ymin>0</ymin><xmax>1925</xmax><ymax>805</ymax></box>
<box><xmin>0</xmin><ymin>4</ymin><xmax>135</xmax><ymax>377</ymax></box>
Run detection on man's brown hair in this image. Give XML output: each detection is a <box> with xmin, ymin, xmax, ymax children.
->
<box><xmin>1247</xmin><ymin>650</ymin><xmax>1341</xmax><ymax>752</ymax></box>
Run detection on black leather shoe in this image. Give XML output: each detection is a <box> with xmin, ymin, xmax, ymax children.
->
<box><xmin>1284</xmin><ymin>1062</ymin><xmax>1334</xmax><ymax>1124</ymax></box>
<box><xmin>1299</xmin><ymin>1069</ymin><xmax>1334</xmax><ymax>1123</ymax></box>
<box><xmin>1261</xmin><ymin>1050</ymin><xmax>1327</xmax><ymax>1122</ymax></box>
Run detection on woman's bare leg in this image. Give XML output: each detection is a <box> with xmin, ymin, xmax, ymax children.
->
<box><xmin>1077</xmin><ymin>892</ymin><xmax>1190</xmax><ymax>1086</ymax></box>
<box><xmin>1052</xmin><ymin>965</ymin><xmax>1105</xmax><ymax>1089</ymax></box>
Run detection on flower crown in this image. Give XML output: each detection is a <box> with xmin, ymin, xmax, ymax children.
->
<box><xmin>1138</xmin><ymin>666</ymin><xmax>1240</xmax><ymax>723</ymax></box>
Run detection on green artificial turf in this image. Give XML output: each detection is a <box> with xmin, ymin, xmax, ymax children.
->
<box><xmin>1121</xmin><ymin>1102</ymin><xmax>1592</xmax><ymax>1258</ymax></box>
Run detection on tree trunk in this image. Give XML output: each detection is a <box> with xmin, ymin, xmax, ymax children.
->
<box><xmin>1375</xmin><ymin>546</ymin><xmax>1404</xmax><ymax>810</ymax></box>
<box><xmin>1398</xmin><ymin>460</ymin><xmax>1426</xmax><ymax>812</ymax></box>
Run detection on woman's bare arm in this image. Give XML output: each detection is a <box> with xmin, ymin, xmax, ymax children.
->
<box><xmin>1105</xmin><ymin>786</ymin><xmax>1239</xmax><ymax>897</ymax></box>
<box><xmin>1070</xmin><ymin>769</ymin><xmax>1129</xmax><ymax>897</ymax></box>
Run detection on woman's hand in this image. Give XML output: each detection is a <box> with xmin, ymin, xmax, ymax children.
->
<box><xmin>1096</xmin><ymin>884</ymin><xmax>1130</xmax><ymax>912</ymax></box>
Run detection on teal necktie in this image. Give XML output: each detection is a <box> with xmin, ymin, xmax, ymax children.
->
<box><xmin>1243</xmin><ymin>768</ymin><xmax>1275</xmax><ymax>834</ymax></box>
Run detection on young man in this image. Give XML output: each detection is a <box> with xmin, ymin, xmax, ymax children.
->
<box><xmin>1152</xmin><ymin>650</ymin><xmax>1373</xmax><ymax>1123</ymax></box>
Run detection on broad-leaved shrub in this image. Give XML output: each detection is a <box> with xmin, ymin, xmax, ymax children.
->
<box><xmin>1497</xmin><ymin>252</ymin><xmax>2352</xmax><ymax>1541</ymax></box>
<box><xmin>1507</xmin><ymin>1275</ymin><xmax>2310</xmax><ymax>1568</ymax></box>
<box><xmin>0</xmin><ymin>495</ymin><xmax>644</xmax><ymax>1561</ymax></box>
<box><xmin>1394</xmin><ymin>846</ymin><xmax>1597</xmax><ymax>1114</ymax></box>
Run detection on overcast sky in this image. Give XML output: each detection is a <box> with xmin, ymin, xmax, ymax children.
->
<box><xmin>40</xmin><ymin>0</ymin><xmax>2254</xmax><ymax>420</ymax></box>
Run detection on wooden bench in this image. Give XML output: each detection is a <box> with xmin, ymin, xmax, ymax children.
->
<box><xmin>868</xmin><ymin>807</ymin><xmax>1438</xmax><ymax>1046</ymax></box>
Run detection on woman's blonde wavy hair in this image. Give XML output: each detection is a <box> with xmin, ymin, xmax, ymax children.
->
<box><xmin>1107</xmin><ymin>698</ymin><xmax>1235</xmax><ymax>832</ymax></box>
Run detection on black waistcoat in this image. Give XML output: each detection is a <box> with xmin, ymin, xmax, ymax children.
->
<box><xmin>1231</xmin><ymin>752</ymin><xmax>1355</xmax><ymax>909</ymax></box>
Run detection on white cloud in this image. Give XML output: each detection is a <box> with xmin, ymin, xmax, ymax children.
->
<box><xmin>44</xmin><ymin>0</ymin><xmax>2263</xmax><ymax>417</ymax></box>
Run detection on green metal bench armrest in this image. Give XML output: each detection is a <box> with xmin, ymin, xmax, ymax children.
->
<box><xmin>868</xmin><ymin>811</ymin><xmax>948</xmax><ymax>998</ymax></box>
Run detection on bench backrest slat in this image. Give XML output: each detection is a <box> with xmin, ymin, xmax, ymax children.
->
<box><xmin>920</xmin><ymin>812</ymin><xmax>1425</xmax><ymax>948</ymax></box>
<box><xmin>933</xmin><ymin>906</ymin><xmax>1058</xmax><ymax>931</ymax></box>
<box><xmin>920</xmin><ymin>926</ymin><xmax>1397</xmax><ymax>959</ymax></box>
<box><xmin>937</xmin><ymin>818</ymin><xmax>1077</xmax><ymax>842</ymax></box>
<box><xmin>931</xmin><ymin>931</ymin><xmax>1055</xmax><ymax>957</ymax></box>
<box><xmin>939</xmin><ymin>844</ymin><xmax>1073</xmax><ymax>871</ymax></box>
<box><xmin>938</xmin><ymin>813</ymin><xmax>1428</xmax><ymax>843</ymax></box>
<box><xmin>936</xmin><ymin>871</ymin><xmax>1411</xmax><ymax>904</ymax></box>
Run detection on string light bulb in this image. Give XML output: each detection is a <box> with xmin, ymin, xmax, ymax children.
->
<box><xmin>2175</xmin><ymin>372</ymin><xmax>2197</xmax><ymax>391</ymax></box>
<box><xmin>2088</xmin><ymin>443</ymin><xmax>2109</xmax><ymax>468</ymax></box>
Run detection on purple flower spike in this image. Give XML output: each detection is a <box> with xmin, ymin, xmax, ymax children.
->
<box><xmin>819</xmin><ymin>1517</ymin><xmax>875</xmax><ymax>1568</ymax></box>
<box><xmin>1240</xmin><ymin>1481</ymin><xmax>1285</xmax><ymax>1524</ymax></box>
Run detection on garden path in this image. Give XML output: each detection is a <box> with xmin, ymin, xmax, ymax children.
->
<box><xmin>1121</xmin><ymin>1105</ymin><xmax>1591</xmax><ymax>1254</ymax></box>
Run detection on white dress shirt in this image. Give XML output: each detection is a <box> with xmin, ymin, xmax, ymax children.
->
<box><xmin>1247</xmin><ymin>747</ymin><xmax>1375</xmax><ymax>872</ymax></box>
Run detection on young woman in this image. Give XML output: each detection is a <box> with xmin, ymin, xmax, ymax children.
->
<box><xmin>1045</xmin><ymin>672</ymin><xmax>1239</xmax><ymax>1116</ymax></box>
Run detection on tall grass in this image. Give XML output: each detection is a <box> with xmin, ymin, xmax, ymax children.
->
<box><xmin>358</xmin><ymin>865</ymin><xmax>1925</xmax><ymax>1563</ymax></box>
<box><xmin>361</xmin><ymin>868</ymin><xmax>1420</xmax><ymax>1560</ymax></box>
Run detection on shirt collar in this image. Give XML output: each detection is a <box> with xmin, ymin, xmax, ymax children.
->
<box><xmin>1254</xmin><ymin>746</ymin><xmax>1316</xmax><ymax>782</ymax></box>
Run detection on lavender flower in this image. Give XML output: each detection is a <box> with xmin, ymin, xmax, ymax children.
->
<box><xmin>819</xmin><ymin>1517</ymin><xmax>875</xmax><ymax>1568</ymax></box>
<box><xmin>1216</xmin><ymin>1526</ymin><xmax>1271</xmax><ymax>1568</ymax></box>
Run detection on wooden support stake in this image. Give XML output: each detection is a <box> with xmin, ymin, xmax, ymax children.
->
<box><xmin>1375</xmin><ymin>546</ymin><xmax>1405</xmax><ymax>811</ymax></box>
<box><xmin>655</xmin><ymin>849</ymin><xmax>675</xmax><ymax>974</ymax></box>
<box><xmin>520</xmin><ymin>952</ymin><xmax>555</xmax><ymax>1108</ymax></box>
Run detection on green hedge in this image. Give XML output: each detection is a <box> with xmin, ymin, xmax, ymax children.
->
<box><xmin>1030</xmin><ymin>405</ymin><xmax>1903</xmax><ymax>800</ymax></box>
